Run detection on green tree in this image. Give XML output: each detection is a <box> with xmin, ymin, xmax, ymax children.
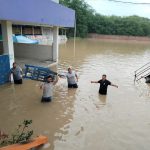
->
<box><xmin>60</xmin><ymin>0</ymin><xmax>150</xmax><ymax>37</ymax></box>
<box><xmin>60</xmin><ymin>0</ymin><xmax>94</xmax><ymax>37</ymax></box>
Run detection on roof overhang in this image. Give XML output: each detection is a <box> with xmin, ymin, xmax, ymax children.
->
<box><xmin>0</xmin><ymin>0</ymin><xmax>75</xmax><ymax>28</ymax></box>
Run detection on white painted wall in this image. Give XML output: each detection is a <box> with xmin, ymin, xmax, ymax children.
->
<box><xmin>53</xmin><ymin>27</ymin><xmax>59</xmax><ymax>62</ymax></box>
<box><xmin>14</xmin><ymin>43</ymin><xmax>53</xmax><ymax>61</ymax></box>
<box><xmin>1</xmin><ymin>21</ymin><xmax>14</xmax><ymax>68</ymax></box>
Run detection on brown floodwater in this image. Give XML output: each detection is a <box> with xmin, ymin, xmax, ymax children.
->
<box><xmin>1</xmin><ymin>39</ymin><xmax>150</xmax><ymax>150</ymax></box>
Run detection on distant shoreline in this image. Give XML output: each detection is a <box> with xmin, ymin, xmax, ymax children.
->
<box><xmin>88</xmin><ymin>34</ymin><xmax>150</xmax><ymax>42</ymax></box>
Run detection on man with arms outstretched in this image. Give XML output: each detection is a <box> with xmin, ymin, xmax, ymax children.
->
<box><xmin>91</xmin><ymin>74</ymin><xmax>118</xmax><ymax>95</ymax></box>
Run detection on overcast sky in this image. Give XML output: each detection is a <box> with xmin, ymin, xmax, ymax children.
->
<box><xmin>85</xmin><ymin>0</ymin><xmax>150</xmax><ymax>18</ymax></box>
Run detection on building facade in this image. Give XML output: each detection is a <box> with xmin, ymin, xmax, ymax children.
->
<box><xmin>0</xmin><ymin>0</ymin><xmax>75</xmax><ymax>84</ymax></box>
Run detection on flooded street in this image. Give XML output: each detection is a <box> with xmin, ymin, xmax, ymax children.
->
<box><xmin>1</xmin><ymin>39</ymin><xmax>150</xmax><ymax>150</ymax></box>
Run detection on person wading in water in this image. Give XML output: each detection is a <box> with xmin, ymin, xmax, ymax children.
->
<box><xmin>66</xmin><ymin>67</ymin><xmax>78</xmax><ymax>88</ymax></box>
<box><xmin>91</xmin><ymin>74</ymin><xmax>118</xmax><ymax>95</ymax></box>
<box><xmin>10</xmin><ymin>62</ymin><xmax>23</xmax><ymax>84</ymax></box>
<box><xmin>40</xmin><ymin>74</ymin><xmax>59</xmax><ymax>102</ymax></box>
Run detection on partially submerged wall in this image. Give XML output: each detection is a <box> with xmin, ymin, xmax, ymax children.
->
<box><xmin>0</xmin><ymin>42</ymin><xmax>53</xmax><ymax>61</ymax></box>
<box><xmin>14</xmin><ymin>43</ymin><xmax>53</xmax><ymax>61</ymax></box>
<box><xmin>88</xmin><ymin>34</ymin><xmax>150</xmax><ymax>41</ymax></box>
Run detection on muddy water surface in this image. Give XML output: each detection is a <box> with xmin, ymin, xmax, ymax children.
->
<box><xmin>1</xmin><ymin>39</ymin><xmax>150</xmax><ymax>150</ymax></box>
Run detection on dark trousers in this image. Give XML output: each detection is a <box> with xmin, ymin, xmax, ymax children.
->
<box><xmin>14</xmin><ymin>79</ymin><xmax>23</xmax><ymax>84</ymax></box>
<box><xmin>68</xmin><ymin>83</ymin><xmax>78</xmax><ymax>88</ymax></box>
<box><xmin>99</xmin><ymin>90</ymin><xmax>107</xmax><ymax>95</ymax></box>
<box><xmin>41</xmin><ymin>97</ymin><xmax>52</xmax><ymax>102</ymax></box>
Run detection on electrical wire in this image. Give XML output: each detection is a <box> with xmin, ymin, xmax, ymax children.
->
<box><xmin>107</xmin><ymin>0</ymin><xmax>150</xmax><ymax>5</ymax></box>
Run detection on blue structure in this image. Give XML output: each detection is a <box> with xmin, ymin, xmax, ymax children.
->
<box><xmin>0</xmin><ymin>0</ymin><xmax>75</xmax><ymax>27</ymax></box>
<box><xmin>24</xmin><ymin>64</ymin><xmax>57</xmax><ymax>82</ymax></box>
<box><xmin>0</xmin><ymin>55</ymin><xmax>10</xmax><ymax>85</ymax></box>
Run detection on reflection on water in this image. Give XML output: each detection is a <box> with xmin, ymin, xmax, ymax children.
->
<box><xmin>1</xmin><ymin>39</ymin><xmax>150</xmax><ymax>150</ymax></box>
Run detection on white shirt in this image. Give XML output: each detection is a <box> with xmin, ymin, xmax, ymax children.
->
<box><xmin>66</xmin><ymin>71</ymin><xmax>77</xmax><ymax>84</ymax></box>
<box><xmin>42</xmin><ymin>82</ymin><xmax>53</xmax><ymax>97</ymax></box>
<box><xmin>11</xmin><ymin>66</ymin><xmax>22</xmax><ymax>80</ymax></box>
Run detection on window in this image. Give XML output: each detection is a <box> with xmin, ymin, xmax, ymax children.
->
<box><xmin>22</xmin><ymin>26</ymin><xmax>33</xmax><ymax>35</ymax></box>
<box><xmin>34</xmin><ymin>27</ymin><xmax>42</xmax><ymax>35</ymax></box>
<box><xmin>12</xmin><ymin>25</ymin><xmax>21</xmax><ymax>35</ymax></box>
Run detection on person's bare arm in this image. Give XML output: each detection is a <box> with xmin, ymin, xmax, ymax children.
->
<box><xmin>20</xmin><ymin>67</ymin><xmax>23</xmax><ymax>76</ymax></box>
<box><xmin>40</xmin><ymin>83</ymin><xmax>44</xmax><ymax>89</ymax></box>
<box><xmin>91</xmin><ymin>81</ymin><xmax>99</xmax><ymax>83</ymax></box>
<box><xmin>75</xmin><ymin>73</ymin><xmax>78</xmax><ymax>82</ymax></box>
<box><xmin>111</xmin><ymin>83</ymin><xmax>118</xmax><ymax>88</ymax></box>
<box><xmin>53</xmin><ymin>75</ymin><xmax>59</xmax><ymax>85</ymax></box>
<box><xmin>9</xmin><ymin>69</ymin><xmax>12</xmax><ymax>81</ymax></box>
<box><xmin>9</xmin><ymin>73</ymin><xmax>11</xmax><ymax>81</ymax></box>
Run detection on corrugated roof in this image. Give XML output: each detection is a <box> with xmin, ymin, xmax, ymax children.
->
<box><xmin>0</xmin><ymin>0</ymin><xmax>75</xmax><ymax>27</ymax></box>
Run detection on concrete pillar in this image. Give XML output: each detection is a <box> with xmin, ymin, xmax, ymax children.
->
<box><xmin>52</xmin><ymin>26</ymin><xmax>59</xmax><ymax>62</ymax></box>
<box><xmin>1</xmin><ymin>21</ymin><xmax>14</xmax><ymax>68</ymax></box>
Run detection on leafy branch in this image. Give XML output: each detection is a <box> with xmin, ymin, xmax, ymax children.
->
<box><xmin>0</xmin><ymin>120</ymin><xmax>33</xmax><ymax>147</ymax></box>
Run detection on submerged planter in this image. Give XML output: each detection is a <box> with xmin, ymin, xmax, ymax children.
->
<box><xmin>0</xmin><ymin>136</ymin><xmax>48</xmax><ymax>150</ymax></box>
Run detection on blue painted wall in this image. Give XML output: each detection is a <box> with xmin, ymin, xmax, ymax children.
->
<box><xmin>0</xmin><ymin>55</ymin><xmax>10</xmax><ymax>85</ymax></box>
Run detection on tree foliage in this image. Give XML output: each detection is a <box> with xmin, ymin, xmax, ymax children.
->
<box><xmin>60</xmin><ymin>0</ymin><xmax>150</xmax><ymax>38</ymax></box>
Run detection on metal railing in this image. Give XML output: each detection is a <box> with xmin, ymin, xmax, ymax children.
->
<box><xmin>134</xmin><ymin>62</ymin><xmax>150</xmax><ymax>82</ymax></box>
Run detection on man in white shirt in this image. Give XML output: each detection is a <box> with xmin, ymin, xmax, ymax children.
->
<box><xmin>10</xmin><ymin>62</ymin><xmax>23</xmax><ymax>84</ymax></box>
<box><xmin>66</xmin><ymin>67</ymin><xmax>78</xmax><ymax>88</ymax></box>
<box><xmin>40</xmin><ymin>74</ymin><xmax>58</xmax><ymax>102</ymax></box>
